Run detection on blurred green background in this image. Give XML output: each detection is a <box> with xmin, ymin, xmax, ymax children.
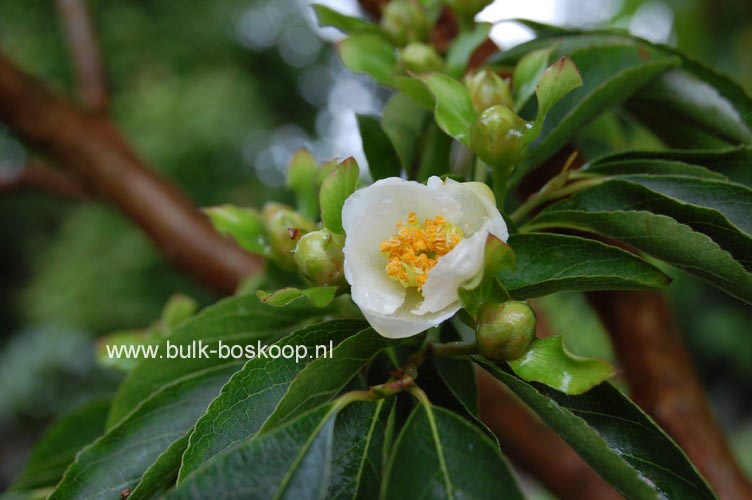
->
<box><xmin>1</xmin><ymin>0</ymin><xmax>751</xmax><ymax>490</ymax></box>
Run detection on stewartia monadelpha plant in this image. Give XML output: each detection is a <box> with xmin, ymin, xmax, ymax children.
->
<box><xmin>13</xmin><ymin>1</ymin><xmax>752</xmax><ymax>499</ymax></box>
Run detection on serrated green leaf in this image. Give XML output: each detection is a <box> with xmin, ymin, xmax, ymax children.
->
<box><xmin>382</xmin><ymin>402</ymin><xmax>523</xmax><ymax>499</ymax></box>
<box><xmin>599</xmin><ymin>175</ymin><xmax>752</xmax><ymax>269</ymax></box>
<box><xmin>320</xmin><ymin>157</ymin><xmax>359</xmax><ymax>234</ymax></box>
<box><xmin>257</xmin><ymin>286</ymin><xmax>339</xmax><ymax>308</ymax></box>
<box><xmin>128</xmin><ymin>431</ymin><xmax>191</xmax><ymax>499</ymax></box>
<box><xmin>529</xmin><ymin>208</ymin><xmax>752</xmax><ymax>304</ymax></box>
<box><xmin>419</xmin><ymin>73</ymin><xmax>478</xmax><ymax>145</ymax></box>
<box><xmin>381</xmin><ymin>92</ymin><xmax>429</xmax><ymax>170</ymax></box>
<box><xmin>478</xmin><ymin>360</ymin><xmax>715</xmax><ymax>499</ymax></box>
<box><xmin>11</xmin><ymin>399</ymin><xmax>110</xmax><ymax>491</ymax></box>
<box><xmin>500</xmin><ymin>232</ymin><xmax>669</xmax><ymax>298</ymax></box>
<box><xmin>174</xmin><ymin>399</ymin><xmax>388</xmax><ymax>500</ymax></box>
<box><xmin>204</xmin><ymin>205</ymin><xmax>270</xmax><ymax>256</ymax></box>
<box><xmin>588</xmin><ymin>146</ymin><xmax>752</xmax><ymax>187</ymax></box>
<box><xmin>432</xmin><ymin>357</ymin><xmax>479</xmax><ymax>418</ymax></box>
<box><xmin>513</xmin><ymin>48</ymin><xmax>550</xmax><ymax>111</ymax></box>
<box><xmin>507</xmin><ymin>336</ymin><xmax>615</xmax><ymax>394</ymax></box>
<box><xmin>327</xmin><ymin>399</ymin><xmax>392</xmax><ymax>499</ymax></box>
<box><xmin>171</xmin><ymin>403</ymin><xmax>340</xmax><ymax>499</ymax></box>
<box><xmin>534</xmin><ymin>174</ymin><xmax>752</xmax><ymax>273</ymax></box>
<box><xmin>178</xmin><ymin>321</ymin><xmax>396</xmax><ymax>479</ymax></box>
<box><xmin>338</xmin><ymin>34</ymin><xmax>397</xmax><ymax>85</ymax></box>
<box><xmin>50</xmin><ymin>363</ymin><xmax>242</xmax><ymax>500</ymax></box>
<box><xmin>260</xmin><ymin>329</ymin><xmax>409</xmax><ymax>432</ymax></box>
<box><xmin>286</xmin><ymin>149</ymin><xmax>320</xmax><ymax>220</ymax></box>
<box><xmin>626</xmin><ymin>174</ymin><xmax>752</xmax><ymax>232</ymax></box>
<box><xmin>585</xmin><ymin>159</ymin><xmax>727</xmax><ymax>180</ymax></box>
<box><xmin>628</xmin><ymin>69</ymin><xmax>752</xmax><ymax>146</ymax></box>
<box><xmin>627</xmin><ymin>99</ymin><xmax>733</xmax><ymax>149</ymax></box>
<box><xmin>496</xmin><ymin>25</ymin><xmax>752</xmax><ymax>154</ymax></box>
<box><xmin>357</xmin><ymin>115</ymin><xmax>403</xmax><ymax>180</ymax></box>
<box><xmin>312</xmin><ymin>4</ymin><xmax>383</xmax><ymax>37</ymax></box>
<box><xmin>108</xmin><ymin>293</ymin><xmax>328</xmax><ymax>428</ymax></box>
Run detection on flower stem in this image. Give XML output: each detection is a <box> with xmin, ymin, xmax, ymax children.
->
<box><xmin>510</xmin><ymin>177</ymin><xmax>604</xmax><ymax>224</ymax></box>
<box><xmin>491</xmin><ymin>167</ymin><xmax>508</xmax><ymax>209</ymax></box>
<box><xmin>407</xmin><ymin>384</ymin><xmax>430</xmax><ymax>404</ymax></box>
<box><xmin>473</xmin><ymin>157</ymin><xmax>487</xmax><ymax>183</ymax></box>
<box><xmin>430</xmin><ymin>341</ymin><xmax>478</xmax><ymax>357</ymax></box>
<box><xmin>335</xmin><ymin>389</ymin><xmax>380</xmax><ymax>408</ymax></box>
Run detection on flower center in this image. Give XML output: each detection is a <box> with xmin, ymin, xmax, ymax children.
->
<box><xmin>379</xmin><ymin>212</ymin><xmax>463</xmax><ymax>290</ymax></box>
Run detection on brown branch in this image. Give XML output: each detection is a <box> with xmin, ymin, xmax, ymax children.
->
<box><xmin>357</xmin><ymin>0</ymin><xmax>387</xmax><ymax>20</ymax></box>
<box><xmin>54</xmin><ymin>0</ymin><xmax>108</xmax><ymax>113</ymax></box>
<box><xmin>0</xmin><ymin>159</ymin><xmax>87</xmax><ymax>199</ymax></box>
<box><xmin>0</xmin><ymin>52</ymin><xmax>263</xmax><ymax>294</ymax></box>
<box><xmin>476</xmin><ymin>367</ymin><xmax>621</xmax><ymax>500</ymax></box>
<box><xmin>588</xmin><ymin>291</ymin><xmax>752</xmax><ymax>500</ymax></box>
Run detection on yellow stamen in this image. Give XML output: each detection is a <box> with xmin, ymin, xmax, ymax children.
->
<box><xmin>379</xmin><ymin>212</ymin><xmax>463</xmax><ymax>290</ymax></box>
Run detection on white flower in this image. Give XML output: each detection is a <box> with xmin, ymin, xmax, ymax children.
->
<box><xmin>342</xmin><ymin>176</ymin><xmax>508</xmax><ymax>338</ymax></box>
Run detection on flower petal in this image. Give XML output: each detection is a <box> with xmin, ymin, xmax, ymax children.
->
<box><xmin>343</xmin><ymin>177</ymin><xmax>461</xmax><ymax>315</ymax></box>
<box><xmin>362</xmin><ymin>289</ymin><xmax>460</xmax><ymax>338</ymax></box>
<box><xmin>413</xmin><ymin>224</ymin><xmax>488</xmax><ymax>315</ymax></box>
<box><xmin>427</xmin><ymin>176</ymin><xmax>508</xmax><ymax>241</ymax></box>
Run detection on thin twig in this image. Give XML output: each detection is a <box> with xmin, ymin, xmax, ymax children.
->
<box><xmin>55</xmin><ymin>0</ymin><xmax>108</xmax><ymax>113</ymax></box>
<box><xmin>0</xmin><ymin>52</ymin><xmax>263</xmax><ymax>294</ymax></box>
<box><xmin>0</xmin><ymin>159</ymin><xmax>87</xmax><ymax>199</ymax></box>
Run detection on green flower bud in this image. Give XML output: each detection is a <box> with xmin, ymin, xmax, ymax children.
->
<box><xmin>444</xmin><ymin>0</ymin><xmax>492</xmax><ymax>19</ymax></box>
<box><xmin>294</xmin><ymin>230</ymin><xmax>346</xmax><ymax>286</ymax></box>
<box><xmin>263</xmin><ymin>202</ymin><xmax>316</xmax><ymax>268</ymax></box>
<box><xmin>400</xmin><ymin>43</ymin><xmax>444</xmax><ymax>74</ymax></box>
<box><xmin>464</xmin><ymin>69</ymin><xmax>514</xmax><ymax>113</ymax></box>
<box><xmin>381</xmin><ymin>0</ymin><xmax>429</xmax><ymax>47</ymax></box>
<box><xmin>469</xmin><ymin>105</ymin><xmax>527</xmax><ymax>168</ymax></box>
<box><xmin>476</xmin><ymin>300</ymin><xmax>536</xmax><ymax>361</ymax></box>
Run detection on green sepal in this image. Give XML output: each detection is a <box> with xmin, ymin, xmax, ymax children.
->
<box><xmin>96</xmin><ymin>294</ymin><xmax>198</xmax><ymax>372</ymax></box>
<box><xmin>96</xmin><ymin>330</ymin><xmax>157</xmax><ymax>373</ymax></box>
<box><xmin>312</xmin><ymin>4</ymin><xmax>384</xmax><ymax>37</ymax></box>
<box><xmin>286</xmin><ymin>148</ymin><xmax>320</xmax><ymax>220</ymax></box>
<box><xmin>419</xmin><ymin>73</ymin><xmax>478</xmax><ymax>145</ymax></box>
<box><xmin>319</xmin><ymin>157</ymin><xmax>360</xmax><ymax>234</ymax></box>
<box><xmin>524</xmin><ymin>56</ymin><xmax>583</xmax><ymax>145</ymax></box>
<box><xmin>204</xmin><ymin>205</ymin><xmax>271</xmax><ymax>257</ymax></box>
<box><xmin>160</xmin><ymin>294</ymin><xmax>199</xmax><ymax>331</ymax></box>
<box><xmin>458</xmin><ymin>235</ymin><xmax>515</xmax><ymax>318</ymax></box>
<box><xmin>338</xmin><ymin>34</ymin><xmax>397</xmax><ymax>85</ymax></box>
<box><xmin>512</xmin><ymin>48</ymin><xmax>551</xmax><ymax>111</ymax></box>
